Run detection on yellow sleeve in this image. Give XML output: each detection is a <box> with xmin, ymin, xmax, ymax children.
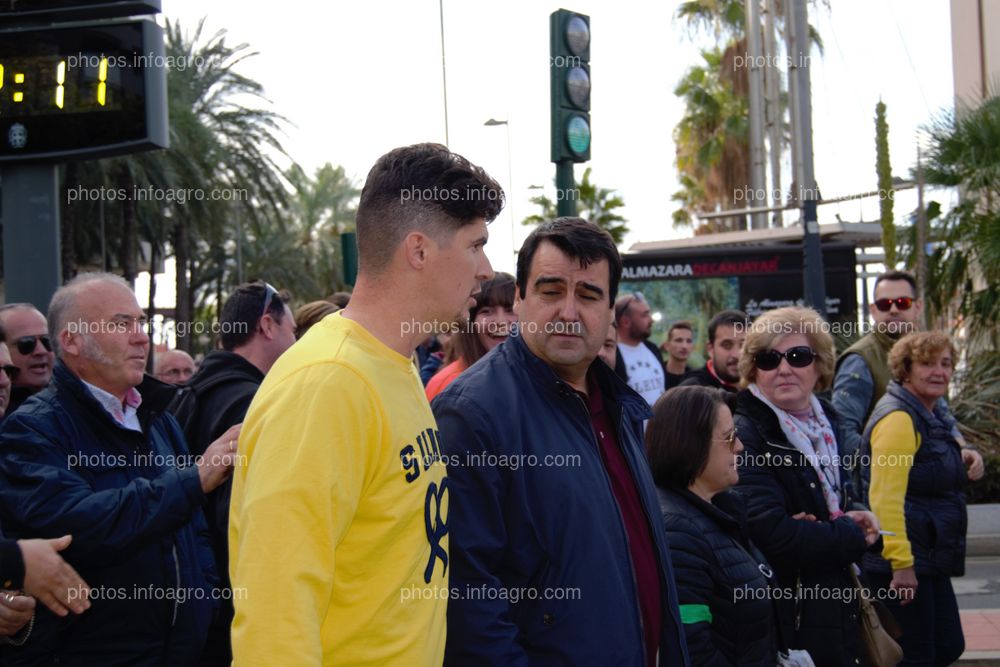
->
<box><xmin>868</xmin><ymin>410</ymin><xmax>920</xmax><ymax>570</ymax></box>
<box><xmin>229</xmin><ymin>364</ymin><xmax>377</xmax><ymax>666</ymax></box>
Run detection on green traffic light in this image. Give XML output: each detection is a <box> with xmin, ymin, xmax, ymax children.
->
<box><xmin>566</xmin><ymin>115</ymin><xmax>590</xmax><ymax>156</ymax></box>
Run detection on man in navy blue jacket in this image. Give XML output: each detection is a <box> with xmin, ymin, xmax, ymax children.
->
<box><xmin>432</xmin><ymin>218</ymin><xmax>689</xmax><ymax>667</ymax></box>
<box><xmin>0</xmin><ymin>273</ymin><xmax>240</xmax><ymax>666</ymax></box>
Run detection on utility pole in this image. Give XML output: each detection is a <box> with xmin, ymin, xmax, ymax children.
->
<box><xmin>785</xmin><ymin>0</ymin><xmax>827</xmax><ymax>314</ymax></box>
<box><xmin>915</xmin><ymin>144</ymin><xmax>929</xmax><ymax>329</ymax></box>
<box><xmin>763</xmin><ymin>0</ymin><xmax>783</xmax><ymax>228</ymax></box>
<box><xmin>745</xmin><ymin>0</ymin><xmax>767</xmax><ymax>230</ymax></box>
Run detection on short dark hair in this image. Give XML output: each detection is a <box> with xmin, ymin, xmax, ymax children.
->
<box><xmin>646</xmin><ymin>386</ymin><xmax>735</xmax><ymax>489</ymax></box>
<box><xmin>516</xmin><ymin>217</ymin><xmax>622</xmax><ymax>306</ymax></box>
<box><xmin>450</xmin><ymin>272</ymin><xmax>516</xmax><ymax>366</ymax></box>
<box><xmin>874</xmin><ymin>270</ymin><xmax>917</xmax><ymax>296</ymax></box>
<box><xmin>294</xmin><ymin>300</ymin><xmax>340</xmax><ymax>339</ymax></box>
<box><xmin>355</xmin><ymin>143</ymin><xmax>504</xmax><ymax>275</ymax></box>
<box><xmin>0</xmin><ymin>303</ymin><xmax>35</xmax><ymax>343</ymax></box>
<box><xmin>219</xmin><ymin>281</ymin><xmax>290</xmax><ymax>351</ymax></box>
<box><xmin>888</xmin><ymin>331</ymin><xmax>956</xmax><ymax>383</ymax></box>
<box><xmin>326</xmin><ymin>292</ymin><xmax>352</xmax><ymax>309</ymax></box>
<box><xmin>707</xmin><ymin>309</ymin><xmax>749</xmax><ymax>344</ymax></box>
<box><xmin>666</xmin><ymin>320</ymin><xmax>693</xmax><ymax>339</ymax></box>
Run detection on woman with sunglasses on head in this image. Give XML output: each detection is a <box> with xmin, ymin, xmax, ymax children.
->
<box><xmin>734</xmin><ymin>306</ymin><xmax>880</xmax><ymax>667</ymax></box>
<box><xmin>860</xmin><ymin>331</ymin><xmax>983</xmax><ymax>666</ymax></box>
<box><xmin>648</xmin><ymin>386</ymin><xmax>778</xmax><ymax>665</ymax></box>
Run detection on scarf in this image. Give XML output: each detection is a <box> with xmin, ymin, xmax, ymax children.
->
<box><xmin>749</xmin><ymin>383</ymin><xmax>843</xmax><ymax>517</ymax></box>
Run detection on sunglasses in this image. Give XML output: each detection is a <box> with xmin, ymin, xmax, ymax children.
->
<box><xmin>753</xmin><ymin>346</ymin><xmax>816</xmax><ymax>371</ymax></box>
<box><xmin>2</xmin><ymin>364</ymin><xmax>18</xmax><ymax>382</ymax></box>
<box><xmin>615</xmin><ymin>292</ymin><xmax>646</xmax><ymax>320</ymax></box>
<box><xmin>15</xmin><ymin>334</ymin><xmax>52</xmax><ymax>356</ymax></box>
<box><xmin>260</xmin><ymin>282</ymin><xmax>279</xmax><ymax>320</ymax></box>
<box><xmin>874</xmin><ymin>296</ymin><xmax>914</xmax><ymax>312</ymax></box>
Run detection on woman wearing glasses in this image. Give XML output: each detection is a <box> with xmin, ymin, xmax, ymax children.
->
<box><xmin>861</xmin><ymin>331</ymin><xmax>982</xmax><ymax>666</ymax></box>
<box><xmin>647</xmin><ymin>386</ymin><xmax>778</xmax><ymax>665</ymax></box>
<box><xmin>734</xmin><ymin>306</ymin><xmax>880</xmax><ymax>667</ymax></box>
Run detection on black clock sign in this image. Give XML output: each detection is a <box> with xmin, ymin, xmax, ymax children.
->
<box><xmin>0</xmin><ymin>18</ymin><xmax>167</xmax><ymax>161</ymax></box>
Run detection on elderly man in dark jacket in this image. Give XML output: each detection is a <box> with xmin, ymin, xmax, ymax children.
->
<box><xmin>0</xmin><ymin>273</ymin><xmax>239</xmax><ymax>666</ymax></box>
<box><xmin>433</xmin><ymin>219</ymin><xmax>689</xmax><ymax>667</ymax></box>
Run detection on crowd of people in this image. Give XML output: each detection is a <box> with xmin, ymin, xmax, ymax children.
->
<box><xmin>0</xmin><ymin>142</ymin><xmax>984</xmax><ymax>667</ymax></box>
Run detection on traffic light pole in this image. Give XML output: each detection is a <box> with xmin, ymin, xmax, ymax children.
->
<box><xmin>555</xmin><ymin>160</ymin><xmax>576</xmax><ymax>217</ymax></box>
<box><xmin>1</xmin><ymin>165</ymin><xmax>62</xmax><ymax>310</ymax></box>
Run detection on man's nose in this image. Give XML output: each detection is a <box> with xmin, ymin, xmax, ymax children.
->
<box><xmin>477</xmin><ymin>254</ymin><xmax>494</xmax><ymax>281</ymax></box>
<box><xmin>557</xmin><ymin>294</ymin><xmax>579</xmax><ymax>321</ymax></box>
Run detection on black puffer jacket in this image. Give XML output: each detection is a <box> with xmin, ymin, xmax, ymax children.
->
<box><xmin>658</xmin><ymin>487</ymin><xmax>777</xmax><ymax>666</ymax></box>
<box><xmin>734</xmin><ymin>390</ymin><xmax>868</xmax><ymax>667</ymax></box>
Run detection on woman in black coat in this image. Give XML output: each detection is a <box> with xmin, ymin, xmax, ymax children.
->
<box><xmin>733</xmin><ymin>307</ymin><xmax>880</xmax><ymax>667</ymax></box>
<box><xmin>647</xmin><ymin>386</ymin><xmax>777</xmax><ymax>666</ymax></box>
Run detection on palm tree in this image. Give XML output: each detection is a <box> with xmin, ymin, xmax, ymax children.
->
<box><xmin>671</xmin><ymin>0</ymin><xmax>826</xmax><ymax>232</ymax></box>
<box><xmin>671</xmin><ymin>46</ymin><xmax>749</xmax><ymax>231</ymax></box>
<box><xmin>160</xmin><ymin>18</ymin><xmax>291</xmax><ymax>348</ymax></box>
<box><xmin>285</xmin><ymin>162</ymin><xmax>360</xmax><ymax>296</ymax></box>
<box><xmin>521</xmin><ymin>168</ymin><xmax>629</xmax><ymax>244</ymax></box>
<box><xmin>921</xmin><ymin>92</ymin><xmax>1000</xmax><ymax>350</ymax></box>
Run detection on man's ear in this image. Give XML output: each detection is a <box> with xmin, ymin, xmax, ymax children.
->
<box><xmin>403</xmin><ymin>231</ymin><xmax>431</xmax><ymax>270</ymax></box>
<box><xmin>59</xmin><ymin>330</ymin><xmax>80</xmax><ymax>357</ymax></box>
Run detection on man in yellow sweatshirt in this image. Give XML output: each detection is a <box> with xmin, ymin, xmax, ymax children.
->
<box><xmin>228</xmin><ymin>143</ymin><xmax>503</xmax><ymax>666</ymax></box>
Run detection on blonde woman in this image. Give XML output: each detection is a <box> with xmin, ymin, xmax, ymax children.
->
<box><xmin>734</xmin><ymin>306</ymin><xmax>879</xmax><ymax>667</ymax></box>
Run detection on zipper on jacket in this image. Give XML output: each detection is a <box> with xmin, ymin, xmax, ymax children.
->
<box><xmin>171</xmin><ymin>543</ymin><xmax>181</xmax><ymax>627</ymax></box>
<box><xmin>569</xmin><ymin>391</ymin><xmax>648</xmax><ymax>666</ymax></box>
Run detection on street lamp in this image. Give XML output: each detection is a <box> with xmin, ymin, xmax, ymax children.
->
<box><xmin>484</xmin><ymin>118</ymin><xmax>516</xmax><ymax>260</ymax></box>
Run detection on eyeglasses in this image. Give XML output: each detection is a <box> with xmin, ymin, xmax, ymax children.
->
<box><xmin>715</xmin><ymin>428</ymin><xmax>738</xmax><ymax>451</ymax></box>
<box><xmin>615</xmin><ymin>292</ymin><xmax>645</xmax><ymax>320</ymax></box>
<box><xmin>874</xmin><ymin>296</ymin><xmax>914</xmax><ymax>312</ymax></box>
<box><xmin>260</xmin><ymin>282</ymin><xmax>279</xmax><ymax>321</ymax></box>
<box><xmin>14</xmin><ymin>334</ymin><xmax>52</xmax><ymax>356</ymax></box>
<box><xmin>753</xmin><ymin>346</ymin><xmax>816</xmax><ymax>371</ymax></box>
<box><xmin>1</xmin><ymin>364</ymin><xmax>18</xmax><ymax>382</ymax></box>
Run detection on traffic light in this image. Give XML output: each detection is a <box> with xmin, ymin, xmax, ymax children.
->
<box><xmin>550</xmin><ymin>10</ymin><xmax>590</xmax><ymax>163</ymax></box>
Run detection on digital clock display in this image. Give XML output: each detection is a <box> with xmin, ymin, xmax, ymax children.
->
<box><xmin>0</xmin><ymin>52</ymin><xmax>123</xmax><ymax>115</ymax></box>
<box><xmin>0</xmin><ymin>19</ymin><xmax>166</xmax><ymax>161</ymax></box>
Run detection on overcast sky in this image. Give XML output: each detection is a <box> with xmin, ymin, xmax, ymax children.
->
<box><xmin>162</xmin><ymin>0</ymin><xmax>954</xmax><ymax>275</ymax></box>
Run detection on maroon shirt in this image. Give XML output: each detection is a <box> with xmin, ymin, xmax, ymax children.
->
<box><xmin>582</xmin><ymin>373</ymin><xmax>662</xmax><ymax>667</ymax></box>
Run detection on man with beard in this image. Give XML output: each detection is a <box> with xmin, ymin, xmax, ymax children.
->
<box><xmin>0</xmin><ymin>304</ymin><xmax>55</xmax><ymax>414</ymax></box>
<box><xmin>432</xmin><ymin>218</ymin><xmax>688</xmax><ymax>667</ymax></box>
<box><xmin>834</xmin><ymin>270</ymin><xmax>923</xmax><ymax>457</ymax></box>
<box><xmin>681</xmin><ymin>310</ymin><xmax>748</xmax><ymax>392</ymax></box>
<box><xmin>614</xmin><ymin>291</ymin><xmax>665</xmax><ymax>405</ymax></box>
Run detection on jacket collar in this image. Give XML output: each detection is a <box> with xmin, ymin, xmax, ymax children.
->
<box><xmin>885</xmin><ymin>380</ymin><xmax>955</xmax><ymax>430</ymax></box>
<box><xmin>193</xmin><ymin>349</ymin><xmax>264</xmax><ymax>385</ymax></box>
<box><xmin>505</xmin><ymin>326</ymin><xmax>652</xmax><ymax>422</ymax></box>
<box><xmin>52</xmin><ymin>359</ymin><xmax>177</xmax><ymax>431</ymax></box>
